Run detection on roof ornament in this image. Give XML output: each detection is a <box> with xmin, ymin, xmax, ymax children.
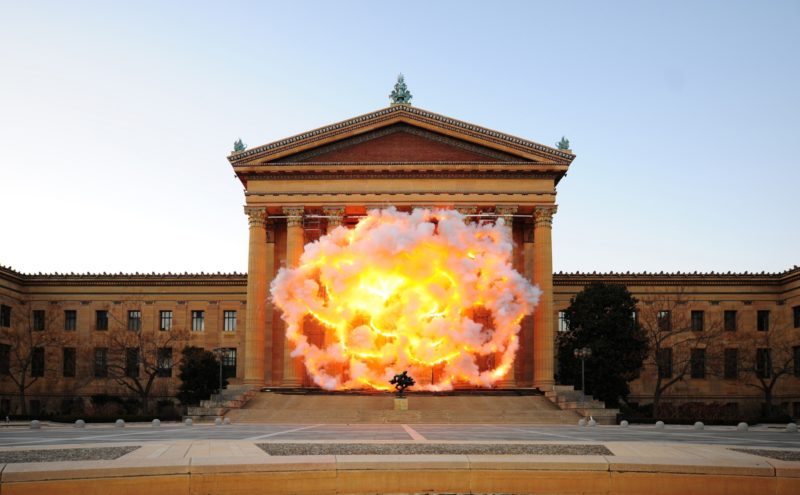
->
<box><xmin>389</xmin><ymin>73</ymin><xmax>413</xmax><ymax>106</ymax></box>
<box><xmin>233</xmin><ymin>138</ymin><xmax>247</xmax><ymax>153</ymax></box>
<box><xmin>556</xmin><ymin>136</ymin><xmax>570</xmax><ymax>150</ymax></box>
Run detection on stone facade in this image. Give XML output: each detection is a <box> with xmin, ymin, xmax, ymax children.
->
<box><xmin>1</xmin><ymin>104</ymin><xmax>798</xmax><ymax>417</ymax></box>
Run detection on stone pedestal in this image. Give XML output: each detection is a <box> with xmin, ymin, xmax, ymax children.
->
<box><xmin>394</xmin><ymin>398</ymin><xmax>409</xmax><ymax>411</ymax></box>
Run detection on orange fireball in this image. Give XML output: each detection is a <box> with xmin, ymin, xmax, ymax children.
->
<box><xmin>271</xmin><ymin>207</ymin><xmax>540</xmax><ymax>390</ymax></box>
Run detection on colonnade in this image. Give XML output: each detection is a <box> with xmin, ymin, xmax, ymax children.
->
<box><xmin>242</xmin><ymin>204</ymin><xmax>557</xmax><ymax>390</ymax></box>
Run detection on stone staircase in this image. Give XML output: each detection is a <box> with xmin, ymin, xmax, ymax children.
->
<box><xmin>185</xmin><ymin>384</ymin><xmax>258</xmax><ymax>422</ymax></box>
<box><xmin>545</xmin><ymin>384</ymin><xmax>619</xmax><ymax>425</ymax></box>
<box><xmin>225</xmin><ymin>392</ymin><xmax>581</xmax><ymax>424</ymax></box>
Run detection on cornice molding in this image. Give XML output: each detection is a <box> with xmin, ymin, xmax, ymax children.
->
<box><xmin>245</xmin><ymin>171</ymin><xmax>562</xmax><ymax>181</ymax></box>
<box><xmin>229</xmin><ymin>105</ymin><xmax>575</xmax><ymax>165</ymax></box>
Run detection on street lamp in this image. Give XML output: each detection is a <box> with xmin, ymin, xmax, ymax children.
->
<box><xmin>573</xmin><ymin>347</ymin><xmax>592</xmax><ymax>403</ymax></box>
<box><xmin>212</xmin><ymin>348</ymin><xmax>228</xmax><ymax>405</ymax></box>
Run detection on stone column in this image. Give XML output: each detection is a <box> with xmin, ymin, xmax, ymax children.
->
<box><xmin>263</xmin><ymin>219</ymin><xmax>276</xmax><ymax>384</ymax></box>
<box><xmin>282</xmin><ymin>206</ymin><xmax>305</xmax><ymax>386</ymax></box>
<box><xmin>455</xmin><ymin>206</ymin><xmax>478</xmax><ymax>223</ymax></box>
<box><xmin>494</xmin><ymin>206</ymin><xmax>518</xmax><ymax>387</ymax></box>
<box><xmin>322</xmin><ymin>206</ymin><xmax>346</xmax><ymax>231</ymax></box>
<box><xmin>532</xmin><ymin>205</ymin><xmax>557</xmax><ymax>390</ymax></box>
<box><xmin>243</xmin><ymin>206</ymin><xmax>267</xmax><ymax>385</ymax></box>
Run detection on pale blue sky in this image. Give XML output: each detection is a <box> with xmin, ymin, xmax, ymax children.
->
<box><xmin>1</xmin><ymin>1</ymin><xmax>798</xmax><ymax>274</ymax></box>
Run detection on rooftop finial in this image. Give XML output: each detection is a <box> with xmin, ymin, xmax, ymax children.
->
<box><xmin>556</xmin><ymin>136</ymin><xmax>570</xmax><ymax>151</ymax></box>
<box><xmin>389</xmin><ymin>73</ymin><xmax>413</xmax><ymax>105</ymax></box>
<box><xmin>233</xmin><ymin>138</ymin><xmax>247</xmax><ymax>153</ymax></box>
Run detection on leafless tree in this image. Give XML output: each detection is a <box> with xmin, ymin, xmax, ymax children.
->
<box><xmin>99</xmin><ymin>303</ymin><xmax>188</xmax><ymax>414</ymax></box>
<box><xmin>738</xmin><ymin>311</ymin><xmax>798</xmax><ymax>417</ymax></box>
<box><xmin>0</xmin><ymin>300</ymin><xmax>67</xmax><ymax>416</ymax></box>
<box><xmin>638</xmin><ymin>288</ymin><xmax>723</xmax><ymax>414</ymax></box>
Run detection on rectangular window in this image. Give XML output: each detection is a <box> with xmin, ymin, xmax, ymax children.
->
<box><xmin>724</xmin><ymin>310</ymin><xmax>737</xmax><ymax>332</ymax></box>
<box><xmin>757</xmin><ymin>310</ymin><xmax>770</xmax><ymax>332</ymax></box>
<box><xmin>223</xmin><ymin>310</ymin><xmax>237</xmax><ymax>332</ymax></box>
<box><xmin>94</xmin><ymin>347</ymin><xmax>108</xmax><ymax>377</ymax></box>
<box><xmin>125</xmin><ymin>347</ymin><xmax>139</xmax><ymax>378</ymax></box>
<box><xmin>159</xmin><ymin>310</ymin><xmax>173</xmax><ymax>331</ymax></box>
<box><xmin>690</xmin><ymin>348</ymin><xmax>706</xmax><ymax>379</ymax></box>
<box><xmin>0</xmin><ymin>304</ymin><xmax>10</xmax><ymax>327</ymax></box>
<box><xmin>222</xmin><ymin>348</ymin><xmax>237</xmax><ymax>379</ymax></box>
<box><xmin>157</xmin><ymin>347</ymin><xmax>173</xmax><ymax>377</ymax></box>
<box><xmin>794</xmin><ymin>306</ymin><xmax>800</xmax><ymax>329</ymax></box>
<box><xmin>657</xmin><ymin>310</ymin><xmax>672</xmax><ymax>332</ymax></box>
<box><xmin>96</xmin><ymin>310</ymin><xmax>108</xmax><ymax>331</ymax></box>
<box><xmin>0</xmin><ymin>344</ymin><xmax>10</xmax><ymax>375</ymax></box>
<box><xmin>756</xmin><ymin>348</ymin><xmax>772</xmax><ymax>379</ymax></box>
<box><xmin>691</xmin><ymin>310</ymin><xmax>704</xmax><ymax>332</ymax></box>
<box><xmin>63</xmin><ymin>347</ymin><xmax>76</xmax><ymax>377</ymax></box>
<box><xmin>557</xmin><ymin>311</ymin><xmax>568</xmax><ymax>332</ymax></box>
<box><xmin>127</xmin><ymin>310</ymin><xmax>141</xmax><ymax>331</ymax></box>
<box><xmin>64</xmin><ymin>310</ymin><xmax>77</xmax><ymax>331</ymax></box>
<box><xmin>31</xmin><ymin>347</ymin><xmax>45</xmax><ymax>377</ymax></box>
<box><xmin>724</xmin><ymin>348</ymin><xmax>738</xmax><ymax>379</ymax></box>
<box><xmin>657</xmin><ymin>348</ymin><xmax>672</xmax><ymax>379</ymax></box>
<box><xmin>794</xmin><ymin>346</ymin><xmax>800</xmax><ymax>378</ymax></box>
<box><xmin>192</xmin><ymin>310</ymin><xmax>205</xmax><ymax>332</ymax></box>
<box><xmin>33</xmin><ymin>310</ymin><xmax>46</xmax><ymax>331</ymax></box>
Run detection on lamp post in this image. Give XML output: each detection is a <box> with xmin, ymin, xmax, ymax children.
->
<box><xmin>212</xmin><ymin>348</ymin><xmax>227</xmax><ymax>405</ymax></box>
<box><xmin>573</xmin><ymin>347</ymin><xmax>592</xmax><ymax>404</ymax></box>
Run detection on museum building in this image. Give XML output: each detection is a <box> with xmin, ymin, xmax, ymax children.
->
<box><xmin>2</xmin><ymin>89</ymin><xmax>799</xmax><ymax>417</ymax></box>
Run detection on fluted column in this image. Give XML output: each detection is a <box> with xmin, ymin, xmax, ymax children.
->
<box><xmin>455</xmin><ymin>206</ymin><xmax>478</xmax><ymax>223</ymax></box>
<box><xmin>243</xmin><ymin>206</ymin><xmax>267</xmax><ymax>385</ymax></box>
<box><xmin>532</xmin><ymin>205</ymin><xmax>557</xmax><ymax>390</ymax></box>
<box><xmin>322</xmin><ymin>206</ymin><xmax>346</xmax><ymax>231</ymax></box>
<box><xmin>495</xmin><ymin>206</ymin><xmax>518</xmax><ymax>387</ymax></box>
<box><xmin>282</xmin><ymin>206</ymin><xmax>305</xmax><ymax>386</ymax></box>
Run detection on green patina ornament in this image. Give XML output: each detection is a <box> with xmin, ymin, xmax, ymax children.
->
<box><xmin>389</xmin><ymin>74</ymin><xmax>413</xmax><ymax>105</ymax></box>
<box><xmin>557</xmin><ymin>136</ymin><xmax>570</xmax><ymax>150</ymax></box>
<box><xmin>233</xmin><ymin>138</ymin><xmax>247</xmax><ymax>153</ymax></box>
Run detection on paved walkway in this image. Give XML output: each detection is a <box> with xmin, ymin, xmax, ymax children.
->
<box><xmin>1</xmin><ymin>423</ymin><xmax>799</xmax><ymax>448</ymax></box>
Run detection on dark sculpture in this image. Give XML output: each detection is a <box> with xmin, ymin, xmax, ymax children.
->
<box><xmin>389</xmin><ymin>371</ymin><xmax>415</xmax><ymax>397</ymax></box>
<box><xmin>233</xmin><ymin>138</ymin><xmax>247</xmax><ymax>153</ymax></box>
<box><xmin>556</xmin><ymin>136</ymin><xmax>570</xmax><ymax>150</ymax></box>
<box><xmin>389</xmin><ymin>74</ymin><xmax>413</xmax><ymax>105</ymax></box>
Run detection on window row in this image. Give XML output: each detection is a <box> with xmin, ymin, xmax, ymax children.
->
<box><xmin>17</xmin><ymin>309</ymin><xmax>238</xmax><ymax>332</ymax></box>
<box><xmin>656</xmin><ymin>346</ymin><xmax>800</xmax><ymax>380</ymax></box>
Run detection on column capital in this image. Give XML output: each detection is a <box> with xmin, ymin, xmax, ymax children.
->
<box><xmin>244</xmin><ymin>206</ymin><xmax>267</xmax><ymax>228</ymax></box>
<box><xmin>282</xmin><ymin>206</ymin><xmax>305</xmax><ymax>227</ymax></box>
<box><xmin>455</xmin><ymin>206</ymin><xmax>478</xmax><ymax>216</ymax></box>
<box><xmin>533</xmin><ymin>205</ymin><xmax>558</xmax><ymax>228</ymax></box>
<box><xmin>495</xmin><ymin>205</ymin><xmax>518</xmax><ymax>217</ymax></box>
<box><xmin>322</xmin><ymin>206</ymin><xmax>346</xmax><ymax>229</ymax></box>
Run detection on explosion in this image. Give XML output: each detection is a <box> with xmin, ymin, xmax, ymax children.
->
<box><xmin>271</xmin><ymin>207</ymin><xmax>541</xmax><ymax>391</ymax></box>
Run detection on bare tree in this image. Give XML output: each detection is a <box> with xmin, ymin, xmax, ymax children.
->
<box><xmin>738</xmin><ymin>311</ymin><xmax>798</xmax><ymax>417</ymax></box>
<box><xmin>638</xmin><ymin>288</ymin><xmax>723</xmax><ymax>414</ymax></box>
<box><xmin>0</xmin><ymin>300</ymin><xmax>66</xmax><ymax>416</ymax></box>
<box><xmin>99</xmin><ymin>303</ymin><xmax>188</xmax><ymax>414</ymax></box>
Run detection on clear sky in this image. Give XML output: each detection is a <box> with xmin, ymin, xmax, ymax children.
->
<box><xmin>1</xmin><ymin>1</ymin><xmax>798</xmax><ymax>275</ymax></box>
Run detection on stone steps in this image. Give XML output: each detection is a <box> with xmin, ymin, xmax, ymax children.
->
<box><xmin>545</xmin><ymin>385</ymin><xmax>619</xmax><ymax>425</ymax></box>
<box><xmin>225</xmin><ymin>392</ymin><xmax>580</xmax><ymax>424</ymax></box>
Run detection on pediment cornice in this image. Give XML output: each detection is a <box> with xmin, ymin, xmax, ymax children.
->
<box><xmin>229</xmin><ymin>105</ymin><xmax>575</xmax><ymax>167</ymax></box>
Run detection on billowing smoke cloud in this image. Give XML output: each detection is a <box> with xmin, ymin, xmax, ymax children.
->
<box><xmin>271</xmin><ymin>207</ymin><xmax>541</xmax><ymax>391</ymax></box>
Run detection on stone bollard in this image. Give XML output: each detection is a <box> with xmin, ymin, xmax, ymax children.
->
<box><xmin>152</xmin><ymin>419</ymin><xmax>161</xmax><ymax>427</ymax></box>
<box><xmin>215</xmin><ymin>417</ymin><xmax>222</xmax><ymax>426</ymax></box>
<box><xmin>115</xmin><ymin>419</ymin><xmax>125</xmax><ymax>428</ymax></box>
<box><xmin>30</xmin><ymin>420</ymin><xmax>41</xmax><ymax>429</ymax></box>
<box><xmin>588</xmin><ymin>418</ymin><xmax>597</xmax><ymax>427</ymax></box>
<box><xmin>655</xmin><ymin>421</ymin><xmax>665</xmax><ymax>430</ymax></box>
<box><xmin>74</xmin><ymin>419</ymin><xmax>86</xmax><ymax>428</ymax></box>
<box><xmin>620</xmin><ymin>420</ymin><xmax>629</xmax><ymax>427</ymax></box>
<box><xmin>184</xmin><ymin>418</ymin><xmax>193</xmax><ymax>427</ymax></box>
<box><xmin>578</xmin><ymin>418</ymin><xmax>587</xmax><ymax>427</ymax></box>
<box><xmin>737</xmin><ymin>422</ymin><xmax>748</xmax><ymax>432</ymax></box>
<box><xmin>786</xmin><ymin>423</ymin><xmax>798</xmax><ymax>433</ymax></box>
<box><xmin>693</xmin><ymin>421</ymin><xmax>704</xmax><ymax>430</ymax></box>
<box><xmin>223</xmin><ymin>417</ymin><xmax>231</xmax><ymax>425</ymax></box>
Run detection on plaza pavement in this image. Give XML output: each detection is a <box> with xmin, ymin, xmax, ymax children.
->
<box><xmin>1</xmin><ymin>423</ymin><xmax>799</xmax><ymax>494</ymax></box>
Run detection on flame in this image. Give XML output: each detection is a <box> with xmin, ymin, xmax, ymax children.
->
<box><xmin>271</xmin><ymin>207</ymin><xmax>541</xmax><ymax>391</ymax></box>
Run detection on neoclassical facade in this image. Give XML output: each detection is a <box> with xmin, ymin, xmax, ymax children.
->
<box><xmin>1</xmin><ymin>102</ymin><xmax>799</xmax><ymax>417</ymax></box>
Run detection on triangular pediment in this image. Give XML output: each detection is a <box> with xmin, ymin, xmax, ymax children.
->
<box><xmin>274</xmin><ymin>124</ymin><xmax>516</xmax><ymax>163</ymax></box>
<box><xmin>229</xmin><ymin>105</ymin><xmax>575</xmax><ymax>167</ymax></box>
